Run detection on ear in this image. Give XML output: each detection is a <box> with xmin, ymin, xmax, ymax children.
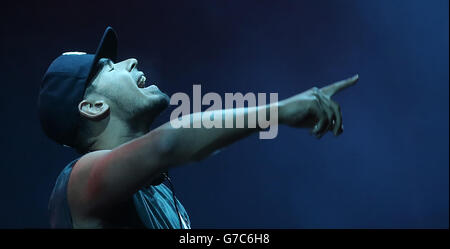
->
<box><xmin>78</xmin><ymin>99</ymin><xmax>110</xmax><ymax>121</ymax></box>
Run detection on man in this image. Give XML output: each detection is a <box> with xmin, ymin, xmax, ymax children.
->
<box><xmin>38</xmin><ymin>27</ymin><xmax>358</xmax><ymax>229</ymax></box>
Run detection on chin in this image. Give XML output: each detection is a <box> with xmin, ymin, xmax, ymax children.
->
<box><xmin>154</xmin><ymin>91</ymin><xmax>170</xmax><ymax>108</ymax></box>
<box><xmin>147</xmin><ymin>92</ymin><xmax>170</xmax><ymax>115</ymax></box>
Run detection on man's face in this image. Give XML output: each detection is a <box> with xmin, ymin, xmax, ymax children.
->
<box><xmin>88</xmin><ymin>58</ymin><xmax>169</xmax><ymax>122</ymax></box>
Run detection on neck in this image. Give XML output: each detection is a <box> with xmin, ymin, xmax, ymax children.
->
<box><xmin>90</xmin><ymin>114</ymin><xmax>151</xmax><ymax>151</ymax></box>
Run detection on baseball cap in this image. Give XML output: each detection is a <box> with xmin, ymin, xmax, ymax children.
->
<box><xmin>38</xmin><ymin>26</ymin><xmax>118</xmax><ymax>148</ymax></box>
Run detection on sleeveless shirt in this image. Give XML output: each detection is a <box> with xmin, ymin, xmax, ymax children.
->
<box><xmin>48</xmin><ymin>158</ymin><xmax>191</xmax><ymax>229</ymax></box>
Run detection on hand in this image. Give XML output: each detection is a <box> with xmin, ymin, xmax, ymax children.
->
<box><xmin>279</xmin><ymin>74</ymin><xmax>359</xmax><ymax>138</ymax></box>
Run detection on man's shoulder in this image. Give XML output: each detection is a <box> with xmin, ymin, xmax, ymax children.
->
<box><xmin>67</xmin><ymin>150</ymin><xmax>111</xmax><ymax>212</ymax></box>
<box><xmin>69</xmin><ymin>150</ymin><xmax>112</xmax><ymax>190</ymax></box>
<box><xmin>72</xmin><ymin>150</ymin><xmax>111</xmax><ymax>174</ymax></box>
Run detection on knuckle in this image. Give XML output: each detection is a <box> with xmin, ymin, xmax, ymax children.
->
<box><xmin>312</xmin><ymin>96</ymin><xmax>319</xmax><ymax>104</ymax></box>
<box><xmin>309</xmin><ymin>97</ymin><xmax>319</xmax><ymax>110</ymax></box>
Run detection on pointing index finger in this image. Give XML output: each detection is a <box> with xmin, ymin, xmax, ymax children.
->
<box><xmin>320</xmin><ymin>74</ymin><xmax>359</xmax><ymax>97</ymax></box>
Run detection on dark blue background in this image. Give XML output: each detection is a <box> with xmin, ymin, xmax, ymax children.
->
<box><xmin>0</xmin><ymin>0</ymin><xmax>448</xmax><ymax>228</ymax></box>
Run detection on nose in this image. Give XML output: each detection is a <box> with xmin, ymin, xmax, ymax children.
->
<box><xmin>127</xmin><ymin>58</ymin><xmax>138</xmax><ymax>72</ymax></box>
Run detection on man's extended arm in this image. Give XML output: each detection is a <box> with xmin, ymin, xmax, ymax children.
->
<box><xmin>154</xmin><ymin>102</ymin><xmax>278</xmax><ymax>164</ymax></box>
<box><xmin>67</xmin><ymin>75</ymin><xmax>358</xmax><ymax>218</ymax></box>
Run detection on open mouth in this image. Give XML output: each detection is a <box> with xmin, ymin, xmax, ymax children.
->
<box><xmin>137</xmin><ymin>75</ymin><xmax>146</xmax><ymax>88</ymax></box>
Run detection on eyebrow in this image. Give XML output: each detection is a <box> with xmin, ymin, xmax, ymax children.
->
<box><xmin>89</xmin><ymin>58</ymin><xmax>111</xmax><ymax>82</ymax></box>
<box><xmin>98</xmin><ymin>58</ymin><xmax>112</xmax><ymax>68</ymax></box>
<box><xmin>93</xmin><ymin>58</ymin><xmax>112</xmax><ymax>74</ymax></box>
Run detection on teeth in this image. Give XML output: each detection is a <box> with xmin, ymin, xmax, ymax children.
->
<box><xmin>138</xmin><ymin>75</ymin><xmax>146</xmax><ymax>88</ymax></box>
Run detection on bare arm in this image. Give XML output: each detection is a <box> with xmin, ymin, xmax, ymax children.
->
<box><xmin>69</xmin><ymin>103</ymin><xmax>275</xmax><ymax>217</ymax></box>
<box><xmin>154</xmin><ymin>103</ymin><xmax>278</xmax><ymax>164</ymax></box>
<box><xmin>156</xmin><ymin>74</ymin><xmax>360</xmax><ymax>163</ymax></box>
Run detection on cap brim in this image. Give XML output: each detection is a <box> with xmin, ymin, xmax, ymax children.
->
<box><xmin>88</xmin><ymin>26</ymin><xmax>118</xmax><ymax>82</ymax></box>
